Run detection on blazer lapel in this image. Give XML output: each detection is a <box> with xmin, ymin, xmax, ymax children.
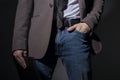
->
<box><xmin>78</xmin><ymin>0</ymin><xmax>86</xmax><ymax>19</ymax></box>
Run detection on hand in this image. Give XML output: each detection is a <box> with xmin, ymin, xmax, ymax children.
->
<box><xmin>13</xmin><ymin>50</ymin><xmax>27</xmax><ymax>69</ymax></box>
<box><xmin>67</xmin><ymin>23</ymin><xmax>90</xmax><ymax>33</ymax></box>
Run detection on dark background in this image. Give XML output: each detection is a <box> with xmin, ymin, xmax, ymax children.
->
<box><xmin>0</xmin><ymin>0</ymin><xmax>120</xmax><ymax>80</ymax></box>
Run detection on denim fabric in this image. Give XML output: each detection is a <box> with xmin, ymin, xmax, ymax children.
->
<box><xmin>35</xmin><ymin>27</ymin><xmax>91</xmax><ymax>80</ymax></box>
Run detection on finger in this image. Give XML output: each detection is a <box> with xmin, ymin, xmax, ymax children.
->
<box><xmin>15</xmin><ymin>56</ymin><xmax>25</xmax><ymax>68</ymax></box>
<box><xmin>15</xmin><ymin>56</ymin><xmax>22</xmax><ymax>64</ymax></box>
<box><xmin>67</xmin><ymin>25</ymin><xmax>77</xmax><ymax>31</ymax></box>
<box><xmin>14</xmin><ymin>52</ymin><xmax>27</xmax><ymax>69</ymax></box>
<box><xmin>18</xmin><ymin>55</ymin><xmax>27</xmax><ymax>69</ymax></box>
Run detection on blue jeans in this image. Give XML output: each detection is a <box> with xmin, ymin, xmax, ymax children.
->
<box><xmin>35</xmin><ymin>27</ymin><xmax>91</xmax><ymax>80</ymax></box>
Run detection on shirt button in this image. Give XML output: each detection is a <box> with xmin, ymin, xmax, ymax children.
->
<box><xmin>49</xmin><ymin>3</ymin><xmax>53</xmax><ymax>8</ymax></box>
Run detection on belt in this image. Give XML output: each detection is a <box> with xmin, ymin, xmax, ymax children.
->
<box><xmin>63</xmin><ymin>18</ymin><xmax>81</xmax><ymax>27</ymax></box>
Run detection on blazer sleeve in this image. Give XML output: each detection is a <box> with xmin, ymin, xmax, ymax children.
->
<box><xmin>12</xmin><ymin>0</ymin><xmax>33</xmax><ymax>51</ymax></box>
<box><xmin>81</xmin><ymin>0</ymin><xmax>104</xmax><ymax>30</ymax></box>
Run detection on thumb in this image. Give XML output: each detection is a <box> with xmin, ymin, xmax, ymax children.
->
<box><xmin>67</xmin><ymin>25</ymin><xmax>77</xmax><ymax>31</ymax></box>
<box><xmin>23</xmin><ymin>51</ymin><xmax>27</xmax><ymax>56</ymax></box>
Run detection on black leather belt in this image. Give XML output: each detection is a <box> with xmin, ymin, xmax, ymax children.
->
<box><xmin>63</xmin><ymin>18</ymin><xmax>81</xmax><ymax>27</ymax></box>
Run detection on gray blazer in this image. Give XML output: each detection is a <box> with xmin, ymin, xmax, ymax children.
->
<box><xmin>12</xmin><ymin>0</ymin><xmax>104</xmax><ymax>59</ymax></box>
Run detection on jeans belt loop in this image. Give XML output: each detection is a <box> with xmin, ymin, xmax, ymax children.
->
<box><xmin>68</xmin><ymin>19</ymin><xmax>72</xmax><ymax>27</ymax></box>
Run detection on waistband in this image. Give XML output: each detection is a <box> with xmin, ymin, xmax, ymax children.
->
<box><xmin>63</xmin><ymin>18</ymin><xmax>81</xmax><ymax>27</ymax></box>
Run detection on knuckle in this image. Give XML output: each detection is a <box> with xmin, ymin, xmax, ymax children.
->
<box><xmin>13</xmin><ymin>52</ymin><xmax>20</xmax><ymax>57</ymax></box>
<box><xmin>13</xmin><ymin>53</ymin><xmax>17</xmax><ymax>57</ymax></box>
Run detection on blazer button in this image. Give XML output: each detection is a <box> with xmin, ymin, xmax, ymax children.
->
<box><xmin>49</xmin><ymin>3</ymin><xmax>53</xmax><ymax>8</ymax></box>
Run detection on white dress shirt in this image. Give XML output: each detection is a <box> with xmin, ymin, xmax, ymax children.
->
<box><xmin>64</xmin><ymin>0</ymin><xmax>80</xmax><ymax>19</ymax></box>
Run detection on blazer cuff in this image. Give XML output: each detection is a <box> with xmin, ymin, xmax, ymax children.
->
<box><xmin>81</xmin><ymin>19</ymin><xmax>94</xmax><ymax>31</ymax></box>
